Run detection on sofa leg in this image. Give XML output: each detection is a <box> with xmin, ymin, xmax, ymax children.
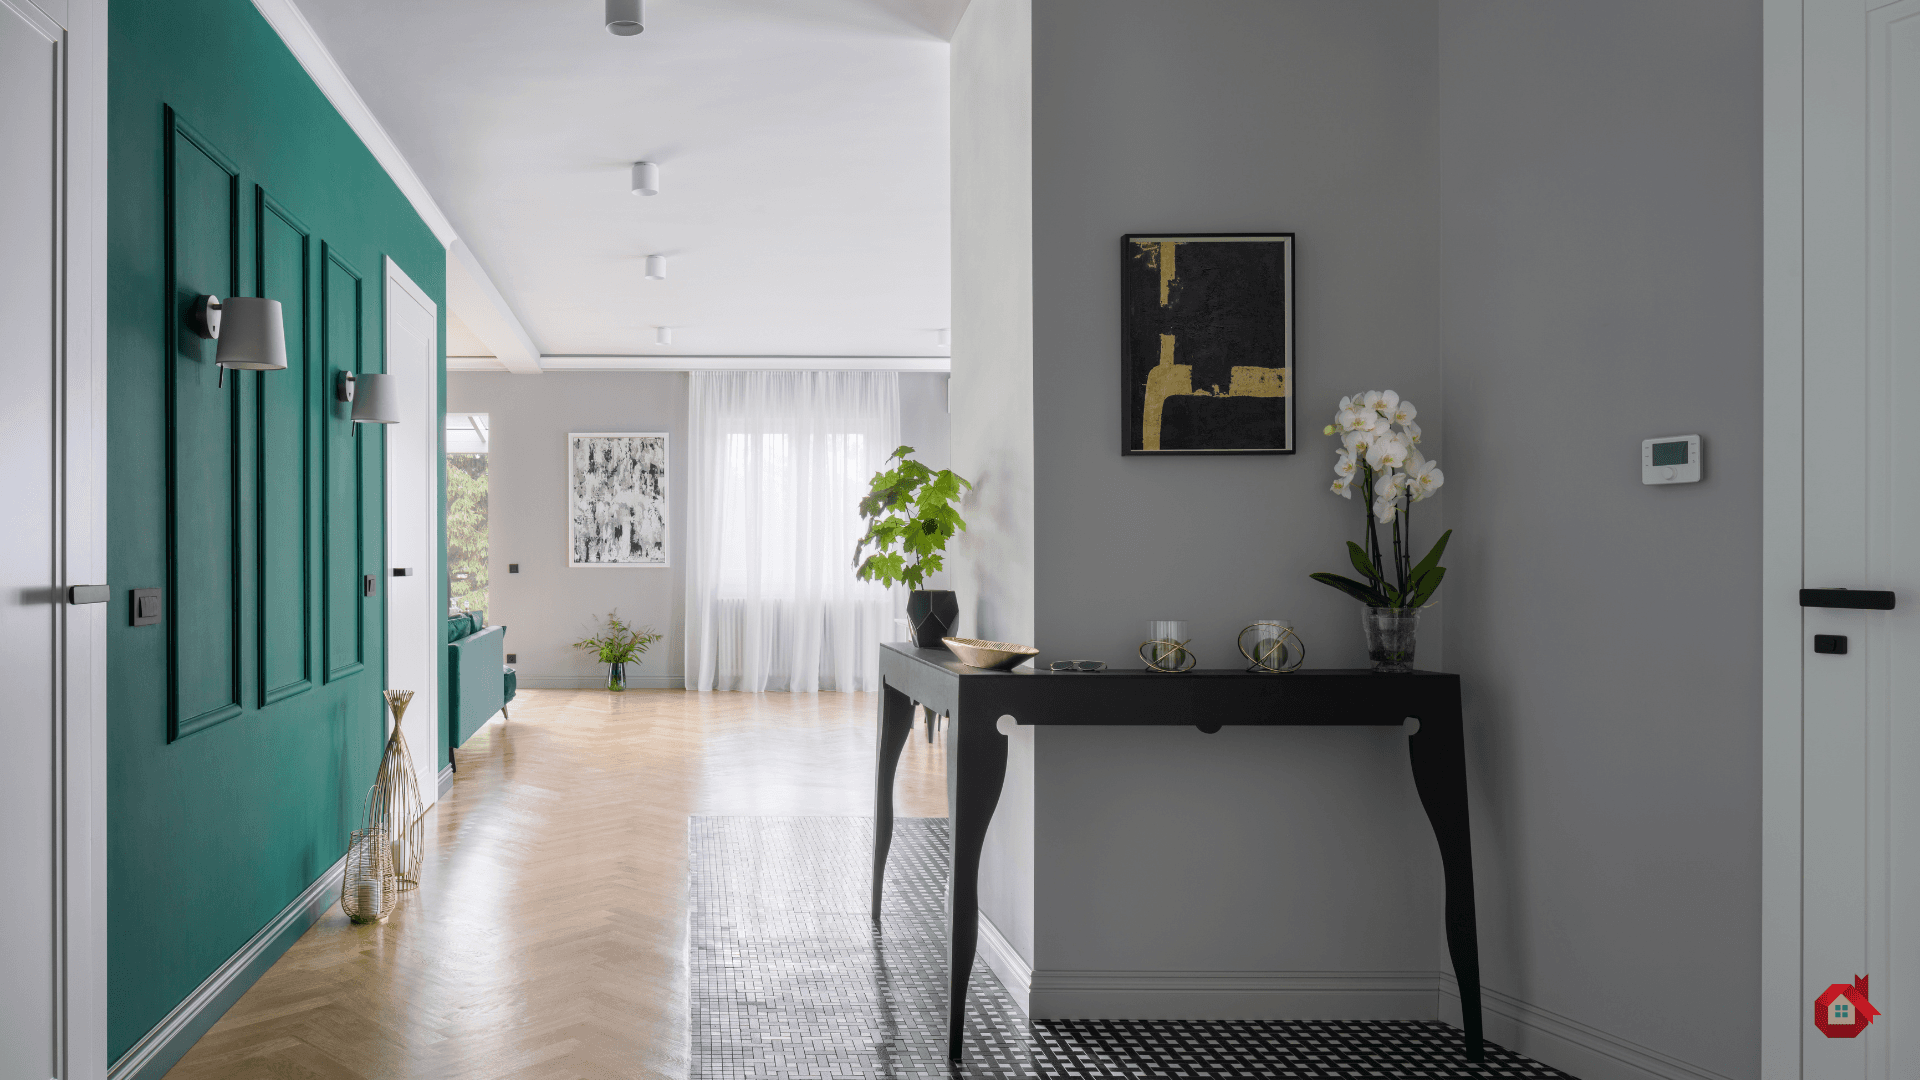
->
<box><xmin>501</xmin><ymin>705</ymin><xmax>510</xmax><ymax>722</ymax></box>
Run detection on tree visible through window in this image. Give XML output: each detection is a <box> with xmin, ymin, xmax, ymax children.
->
<box><xmin>446</xmin><ymin>413</ymin><xmax>489</xmax><ymax>614</ymax></box>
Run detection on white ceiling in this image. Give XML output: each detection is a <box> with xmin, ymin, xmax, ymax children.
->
<box><xmin>296</xmin><ymin>0</ymin><xmax>964</xmax><ymax>361</ymax></box>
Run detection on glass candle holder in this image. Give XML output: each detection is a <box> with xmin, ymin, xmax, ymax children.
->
<box><xmin>1238</xmin><ymin>620</ymin><xmax>1304</xmax><ymax>673</ymax></box>
<box><xmin>1141</xmin><ymin>620</ymin><xmax>1195</xmax><ymax>672</ymax></box>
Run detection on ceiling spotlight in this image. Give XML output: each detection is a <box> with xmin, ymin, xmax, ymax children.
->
<box><xmin>656</xmin><ymin>327</ymin><xmax>673</xmax><ymax>345</ymax></box>
<box><xmin>606</xmin><ymin>0</ymin><xmax>643</xmax><ymax>36</ymax></box>
<box><xmin>632</xmin><ymin>161</ymin><xmax>659</xmax><ymax>196</ymax></box>
<box><xmin>937</xmin><ymin>328</ymin><xmax>951</xmax><ymax>347</ymax></box>
<box><xmin>646</xmin><ymin>254</ymin><xmax>667</xmax><ymax>280</ymax></box>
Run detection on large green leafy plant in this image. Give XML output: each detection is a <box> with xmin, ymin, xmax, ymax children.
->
<box><xmin>1309</xmin><ymin>390</ymin><xmax>1451</xmax><ymax>609</ymax></box>
<box><xmin>853</xmin><ymin>446</ymin><xmax>973</xmax><ymax>592</ymax></box>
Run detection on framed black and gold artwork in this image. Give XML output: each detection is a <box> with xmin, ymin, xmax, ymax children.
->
<box><xmin>1120</xmin><ymin>233</ymin><xmax>1294</xmax><ymax>455</ymax></box>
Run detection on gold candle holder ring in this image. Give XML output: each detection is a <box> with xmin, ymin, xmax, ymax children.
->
<box><xmin>1238</xmin><ymin>621</ymin><xmax>1305</xmax><ymax>673</ymax></box>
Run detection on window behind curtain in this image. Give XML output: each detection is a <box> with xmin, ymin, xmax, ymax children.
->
<box><xmin>687</xmin><ymin>372</ymin><xmax>900</xmax><ymax>691</ymax></box>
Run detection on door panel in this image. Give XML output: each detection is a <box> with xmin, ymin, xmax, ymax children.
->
<box><xmin>0</xmin><ymin>3</ymin><xmax>61</xmax><ymax>1075</ymax></box>
<box><xmin>323</xmin><ymin>247</ymin><xmax>365</xmax><ymax>681</ymax></box>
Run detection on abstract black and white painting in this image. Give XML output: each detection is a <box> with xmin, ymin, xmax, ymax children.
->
<box><xmin>568</xmin><ymin>433</ymin><xmax>668</xmax><ymax>567</ymax></box>
<box><xmin>1120</xmin><ymin>233</ymin><xmax>1294</xmax><ymax>455</ymax></box>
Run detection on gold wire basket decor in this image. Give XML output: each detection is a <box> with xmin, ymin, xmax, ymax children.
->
<box><xmin>371</xmin><ymin>690</ymin><xmax>426</xmax><ymax>892</ymax></box>
<box><xmin>341</xmin><ymin>825</ymin><xmax>394</xmax><ymax>923</ymax></box>
<box><xmin>1238</xmin><ymin>620</ymin><xmax>1306</xmax><ymax>673</ymax></box>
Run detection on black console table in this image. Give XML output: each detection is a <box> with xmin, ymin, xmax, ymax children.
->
<box><xmin>871</xmin><ymin>642</ymin><xmax>1483</xmax><ymax>1063</ymax></box>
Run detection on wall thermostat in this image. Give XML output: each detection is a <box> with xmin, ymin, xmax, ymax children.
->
<box><xmin>1642</xmin><ymin>435</ymin><xmax>1701</xmax><ymax>485</ymax></box>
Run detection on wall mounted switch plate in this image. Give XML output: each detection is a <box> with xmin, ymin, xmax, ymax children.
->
<box><xmin>363</xmin><ymin>574</ymin><xmax>376</xmax><ymax>597</ymax></box>
<box><xmin>506</xmin><ymin>653</ymin><xmax>516</xmax><ymax>664</ymax></box>
<box><xmin>1815</xmin><ymin>634</ymin><xmax>1849</xmax><ymax>655</ymax></box>
<box><xmin>508</xmin><ymin>563</ymin><xmax>519</xmax><ymax>574</ymax></box>
<box><xmin>1642</xmin><ymin>435</ymin><xmax>1702</xmax><ymax>484</ymax></box>
<box><xmin>131</xmin><ymin>588</ymin><xmax>162</xmax><ymax>626</ymax></box>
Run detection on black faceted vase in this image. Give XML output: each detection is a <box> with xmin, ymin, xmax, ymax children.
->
<box><xmin>906</xmin><ymin>590</ymin><xmax>959</xmax><ymax>648</ymax></box>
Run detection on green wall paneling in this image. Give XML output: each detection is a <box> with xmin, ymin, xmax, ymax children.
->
<box><xmin>255</xmin><ymin>189</ymin><xmax>314</xmax><ymax>707</ymax></box>
<box><xmin>322</xmin><ymin>245</ymin><xmax>366</xmax><ymax>683</ymax></box>
<box><xmin>165</xmin><ymin>109</ymin><xmax>244</xmax><ymax>741</ymax></box>
<box><xmin>108</xmin><ymin>0</ymin><xmax>444</xmax><ymax>1063</ymax></box>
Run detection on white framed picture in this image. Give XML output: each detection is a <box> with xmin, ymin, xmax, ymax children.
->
<box><xmin>568</xmin><ymin>433</ymin><xmax>668</xmax><ymax>567</ymax></box>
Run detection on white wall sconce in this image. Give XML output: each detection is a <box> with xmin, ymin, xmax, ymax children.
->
<box><xmin>191</xmin><ymin>295</ymin><xmax>288</xmax><ymax>386</ymax></box>
<box><xmin>606</xmin><ymin>0</ymin><xmax>643</xmax><ymax>36</ymax></box>
<box><xmin>645</xmin><ymin>254</ymin><xmax>667</xmax><ymax>280</ymax></box>
<box><xmin>632</xmin><ymin>161</ymin><xmax>659</xmax><ymax>196</ymax></box>
<box><xmin>349</xmin><ymin>373</ymin><xmax>401</xmax><ymax>425</ymax></box>
<box><xmin>656</xmin><ymin>326</ymin><xmax>672</xmax><ymax>345</ymax></box>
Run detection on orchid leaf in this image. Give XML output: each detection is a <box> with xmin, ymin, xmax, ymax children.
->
<box><xmin>1347</xmin><ymin>541</ymin><xmax>1383</xmax><ymax>583</ymax></box>
<box><xmin>1309</xmin><ymin>572</ymin><xmax>1392</xmax><ymax>607</ymax></box>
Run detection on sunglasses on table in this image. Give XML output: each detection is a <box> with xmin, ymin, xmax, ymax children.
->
<box><xmin>1048</xmin><ymin>661</ymin><xmax>1107</xmax><ymax>673</ymax></box>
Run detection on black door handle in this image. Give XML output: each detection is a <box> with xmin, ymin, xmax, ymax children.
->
<box><xmin>1800</xmin><ymin>588</ymin><xmax>1896</xmax><ymax>610</ymax></box>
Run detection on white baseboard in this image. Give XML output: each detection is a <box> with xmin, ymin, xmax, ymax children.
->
<box><xmin>515</xmin><ymin>674</ymin><xmax>685</xmax><ymax>689</ymax></box>
<box><xmin>1441</xmin><ymin>977</ymin><xmax>1736</xmax><ymax>1080</ymax></box>
<box><xmin>109</xmin><ymin>854</ymin><xmax>347</xmax><ymax>1080</ymax></box>
<box><xmin>976</xmin><ymin>913</ymin><xmax>1032</xmax><ymax>1013</ymax></box>
<box><xmin>1027</xmin><ymin>968</ymin><xmax>1442</xmax><ymax>1021</ymax></box>
<box><xmin>438</xmin><ymin>763</ymin><xmax>453</xmax><ymax>797</ymax></box>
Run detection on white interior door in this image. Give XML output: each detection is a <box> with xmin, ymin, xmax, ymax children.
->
<box><xmin>0</xmin><ymin>0</ymin><xmax>106</xmax><ymax>1076</ymax></box>
<box><xmin>385</xmin><ymin>258</ymin><xmax>439</xmax><ymax>806</ymax></box>
<box><xmin>1771</xmin><ymin>0</ymin><xmax>1920</xmax><ymax>1075</ymax></box>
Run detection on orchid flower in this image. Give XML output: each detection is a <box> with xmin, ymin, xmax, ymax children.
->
<box><xmin>1333</xmin><ymin>450</ymin><xmax>1357</xmax><ymax>480</ymax></box>
<box><xmin>1408</xmin><ymin>456</ymin><xmax>1444</xmax><ymax>501</ymax></box>
<box><xmin>1366</xmin><ymin>433</ymin><xmax>1410</xmax><ymax>471</ymax></box>
<box><xmin>1331</xmin><ymin>477</ymin><xmax>1354</xmax><ymax>500</ymax></box>
<box><xmin>1389</xmin><ymin>398</ymin><xmax>1417</xmax><ymax>427</ymax></box>
<box><xmin>1314</xmin><ymin>387</ymin><xmax>1452</xmax><ymax>614</ymax></box>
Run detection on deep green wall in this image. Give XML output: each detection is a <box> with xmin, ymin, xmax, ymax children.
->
<box><xmin>108</xmin><ymin>0</ymin><xmax>446</xmax><ymax>1060</ymax></box>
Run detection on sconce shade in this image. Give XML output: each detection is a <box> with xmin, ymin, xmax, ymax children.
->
<box><xmin>351</xmin><ymin>373</ymin><xmax>402</xmax><ymax>424</ymax></box>
<box><xmin>632</xmin><ymin>161</ymin><xmax>659</xmax><ymax>196</ymax></box>
<box><xmin>606</xmin><ymin>0</ymin><xmax>642</xmax><ymax>35</ymax></box>
<box><xmin>213</xmin><ymin>297</ymin><xmax>288</xmax><ymax>371</ymax></box>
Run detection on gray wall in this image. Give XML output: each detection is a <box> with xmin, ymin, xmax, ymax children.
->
<box><xmin>448</xmin><ymin>371</ymin><xmax>952</xmax><ymax>688</ymax></box>
<box><xmin>448</xmin><ymin>372</ymin><xmax>691</xmax><ymax>687</ymax></box>
<box><xmin>1024</xmin><ymin>0</ymin><xmax>1446</xmax><ymax>1012</ymax></box>
<box><xmin>950</xmin><ymin>0</ymin><xmax>1038</xmax><ymax>965</ymax></box>
<box><xmin>1437</xmin><ymin>4</ymin><xmax>1761</xmax><ymax>1077</ymax></box>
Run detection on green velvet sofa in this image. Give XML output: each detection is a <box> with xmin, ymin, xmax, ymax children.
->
<box><xmin>448</xmin><ymin>613</ymin><xmax>515</xmax><ymax>762</ymax></box>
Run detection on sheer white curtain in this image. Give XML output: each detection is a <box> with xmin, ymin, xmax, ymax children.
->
<box><xmin>686</xmin><ymin>371</ymin><xmax>901</xmax><ymax>691</ymax></box>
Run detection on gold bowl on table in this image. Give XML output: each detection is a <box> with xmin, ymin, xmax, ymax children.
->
<box><xmin>941</xmin><ymin>637</ymin><xmax>1040</xmax><ymax>671</ymax></box>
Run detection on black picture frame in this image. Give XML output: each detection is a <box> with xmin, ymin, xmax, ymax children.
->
<box><xmin>1119</xmin><ymin>232</ymin><xmax>1295</xmax><ymax>456</ymax></box>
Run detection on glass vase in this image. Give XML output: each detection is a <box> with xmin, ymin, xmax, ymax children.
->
<box><xmin>1362</xmin><ymin>606</ymin><xmax>1420</xmax><ymax>673</ymax></box>
<box><xmin>607</xmin><ymin>661</ymin><xmax>626</xmax><ymax>692</ymax></box>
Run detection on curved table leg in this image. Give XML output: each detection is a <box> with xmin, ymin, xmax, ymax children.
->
<box><xmin>946</xmin><ymin>710</ymin><xmax>1009</xmax><ymax>1061</ymax></box>
<box><xmin>1407</xmin><ymin>709</ymin><xmax>1484</xmax><ymax>1062</ymax></box>
<box><xmin>871</xmin><ymin>683</ymin><xmax>915</xmax><ymax>921</ymax></box>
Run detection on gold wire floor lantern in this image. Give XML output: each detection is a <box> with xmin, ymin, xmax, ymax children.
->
<box><xmin>371</xmin><ymin>690</ymin><xmax>426</xmax><ymax>891</ymax></box>
<box><xmin>340</xmin><ymin>824</ymin><xmax>394</xmax><ymax>923</ymax></box>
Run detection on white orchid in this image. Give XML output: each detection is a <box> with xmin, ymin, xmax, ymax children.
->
<box><xmin>1407</xmin><ymin>455</ymin><xmax>1444</xmax><ymax>501</ymax></box>
<box><xmin>1365</xmin><ymin>433</ymin><xmax>1410</xmax><ymax>471</ymax></box>
<box><xmin>1316</xmin><ymin>388</ymin><xmax>1453</xmax><ymax>613</ymax></box>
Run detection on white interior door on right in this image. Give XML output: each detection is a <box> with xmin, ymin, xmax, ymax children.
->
<box><xmin>1795</xmin><ymin>0</ymin><xmax>1920</xmax><ymax>1076</ymax></box>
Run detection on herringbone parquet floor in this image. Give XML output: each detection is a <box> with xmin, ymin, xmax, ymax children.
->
<box><xmin>161</xmin><ymin>689</ymin><xmax>949</xmax><ymax>1080</ymax></box>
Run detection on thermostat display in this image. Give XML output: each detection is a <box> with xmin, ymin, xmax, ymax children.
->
<box><xmin>1642</xmin><ymin>435</ymin><xmax>1701</xmax><ymax>485</ymax></box>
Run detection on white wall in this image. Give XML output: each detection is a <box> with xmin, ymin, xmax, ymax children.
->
<box><xmin>950</xmin><ymin>0</ymin><xmax>1038</xmax><ymax>969</ymax></box>
<box><xmin>1437</xmin><ymin>5</ymin><xmax>1761</xmax><ymax>1077</ymax></box>
<box><xmin>447</xmin><ymin>371</ymin><xmax>950</xmax><ymax>688</ymax></box>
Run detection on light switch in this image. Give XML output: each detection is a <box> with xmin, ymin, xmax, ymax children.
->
<box><xmin>508</xmin><ymin>563</ymin><xmax>519</xmax><ymax>574</ymax></box>
<box><xmin>131</xmin><ymin>588</ymin><xmax>162</xmax><ymax>626</ymax></box>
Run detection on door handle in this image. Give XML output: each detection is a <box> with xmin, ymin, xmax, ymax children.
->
<box><xmin>392</xmin><ymin>567</ymin><xmax>414</xmax><ymax>577</ymax></box>
<box><xmin>1800</xmin><ymin>588</ymin><xmax>1896</xmax><ymax>610</ymax></box>
<box><xmin>68</xmin><ymin>585</ymin><xmax>110</xmax><ymax>605</ymax></box>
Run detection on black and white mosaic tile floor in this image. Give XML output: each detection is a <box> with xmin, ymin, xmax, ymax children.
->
<box><xmin>689</xmin><ymin>817</ymin><xmax>1576</xmax><ymax>1079</ymax></box>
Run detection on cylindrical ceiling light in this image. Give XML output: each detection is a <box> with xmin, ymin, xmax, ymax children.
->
<box><xmin>656</xmin><ymin>326</ymin><xmax>672</xmax><ymax>345</ymax></box>
<box><xmin>350</xmin><ymin>373</ymin><xmax>402</xmax><ymax>425</ymax></box>
<box><xmin>606</xmin><ymin>0</ymin><xmax>643</xmax><ymax>36</ymax></box>
<box><xmin>937</xmin><ymin>328</ymin><xmax>951</xmax><ymax>347</ymax></box>
<box><xmin>631</xmin><ymin>161</ymin><xmax>659</xmax><ymax>196</ymax></box>
<box><xmin>645</xmin><ymin>254</ymin><xmax>667</xmax><ymax>280</ymax></box>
